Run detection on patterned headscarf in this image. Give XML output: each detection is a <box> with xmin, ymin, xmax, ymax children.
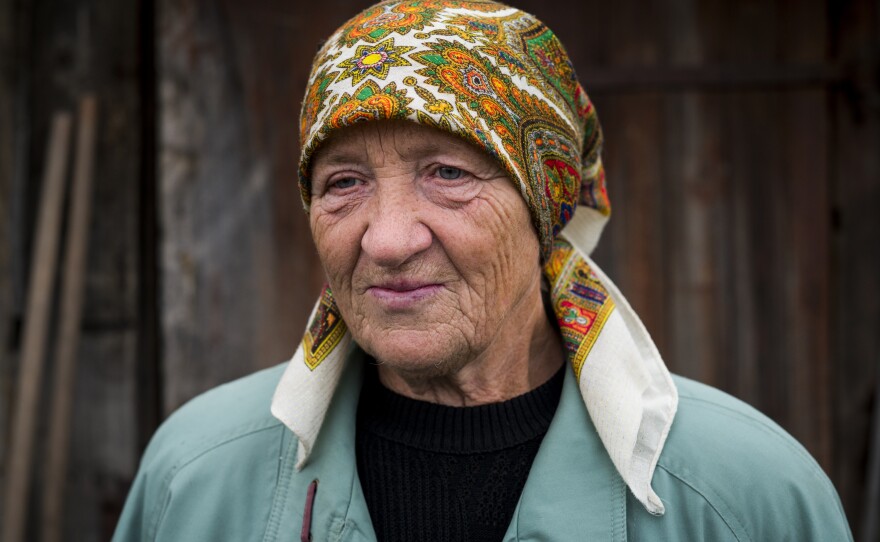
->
<box><xmin>298</xmin><ymin>0</ymin><xmax>610</xmax><ymax>257</ymax></box>
<box><xmin>276</xmin><ymin>0</ymin><xmax>677</xmax><ymax>516</ymax></box>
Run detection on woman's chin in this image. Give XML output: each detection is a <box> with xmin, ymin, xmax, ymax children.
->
<box><xmin>363</xmin><ymin>336</ymin><xmax>470</xmax><ymax>379</ymax></box>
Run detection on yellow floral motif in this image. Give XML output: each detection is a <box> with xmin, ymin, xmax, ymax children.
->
<box><xmin>337</xmin><ymin>38</ymin><xmax>415</xmax><ymax>85</ymax></box>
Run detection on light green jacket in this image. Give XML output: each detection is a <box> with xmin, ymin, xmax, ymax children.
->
<box><xmin>114</xmin><ymin>354</ymin><xmax>852</xmax><ymax>541</ymax></box>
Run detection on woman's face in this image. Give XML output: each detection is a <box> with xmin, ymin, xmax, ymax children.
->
<box><xmin>309</xmin><ymin>121</ymin><xmax>543</xmax><ymax>377</ymax></box>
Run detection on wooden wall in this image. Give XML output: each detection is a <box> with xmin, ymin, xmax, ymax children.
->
<box><xmin>0</xmin><ymin>0</ymin><xmax>146</xmax><ymax>539</ymax></box>
<box><xmin>0</xmin><ymin>0</ymin><xmax>877</xmax><ymax>540</ymax></box>
<box><xmin>156</xmin><ymin>0</ymin><xmax>880</xmax><ymax>537</ymax></box>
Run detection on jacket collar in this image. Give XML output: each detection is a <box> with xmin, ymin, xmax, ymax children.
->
<box><xmin>502</xmin><ymin>361</ymin><xmax>627</xmax><ymax>541</ymax></box>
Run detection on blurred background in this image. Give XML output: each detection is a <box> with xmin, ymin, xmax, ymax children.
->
<box><xmin>0</xmin><ymin>0</ymin><xmax>878</xmax><ymax>540</ymax></box>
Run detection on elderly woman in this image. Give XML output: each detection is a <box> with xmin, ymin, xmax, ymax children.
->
<box><xmin>114</xmin><ymin>1</ymin><xmax>851</xmax><ymax>541</ymax></box>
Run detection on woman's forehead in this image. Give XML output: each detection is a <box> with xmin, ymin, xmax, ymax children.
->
<box><xmin>313</xmin><ymin>120</ymin><xmax>498</xmax><ymax>167</ymax></box>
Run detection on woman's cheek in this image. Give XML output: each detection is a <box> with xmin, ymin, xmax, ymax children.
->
<box><xmin>312</xmin><ymin>208</ymin><xmax>362</xmax><ymax>270</ymax></box>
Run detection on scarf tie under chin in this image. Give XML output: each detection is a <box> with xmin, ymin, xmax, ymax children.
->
<box><xmin>271</xmin><ymin>0</ymin><xmax>678</xmax><ymax>516</ymax></box>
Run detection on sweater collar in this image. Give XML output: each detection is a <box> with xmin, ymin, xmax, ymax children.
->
<box><xmin>357</xmin><ymin>362</ymin><xmax>564</xmax><ymax>453</ymax></box>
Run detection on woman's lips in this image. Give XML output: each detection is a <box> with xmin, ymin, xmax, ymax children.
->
<box><xmin>367</xmin><ymin>282</ymin><xmax>442</xmax><ymax>309</ymax></box>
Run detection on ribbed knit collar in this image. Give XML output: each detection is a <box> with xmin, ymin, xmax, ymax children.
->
<box><xmin>357</xmin><ymin>363</ymin><xmax>565</xmax><ymax>454</ymax></box>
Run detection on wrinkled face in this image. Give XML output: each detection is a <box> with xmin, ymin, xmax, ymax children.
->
<box><xmin>309</xmin><ymin>121</ymin><xmax>543</xmax><ymax>376</ymax></box>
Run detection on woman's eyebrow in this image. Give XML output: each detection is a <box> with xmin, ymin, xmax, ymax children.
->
<box><xmin>396</xmin><ymin>142</ymin><xmax>474</xmax><ymax>162</ymax></box>
<box><xmin>312</xmin><ymin>148</ymin><xmax>368</xmax><ymax>166</ymax></box>
<box><xmin>315</xmin><ymin>135</ymin><xmax>480</xmax><ymax>167</ymax></box>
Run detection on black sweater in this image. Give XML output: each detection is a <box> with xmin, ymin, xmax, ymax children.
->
<box><xmin>355</xmin><ymin>364</ymin><xmax>564</xmax><ymax>542</ymax></box>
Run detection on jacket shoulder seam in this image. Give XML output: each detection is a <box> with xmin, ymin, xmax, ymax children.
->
<box><xmin>147</xmin><ymin>420</ymin><xmax>283</xmax><ymax>538</ymax></box>
<box><xmin>655</xmin><ymin>463</ymin><xmax>749</xmax><ymax>542</ymax></box>
<box><xmin>678</xmin><ymin>395</ymin><xmax>812</xmax><ymax>462</ymax></box>
<box><xmin>676</xmin><ymin>394</ymin><xmax>841</xmax><ymax>503</ymax></box>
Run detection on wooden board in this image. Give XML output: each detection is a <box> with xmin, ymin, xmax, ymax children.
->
<box><xmin>157</xmin><ymin>0</ymin><xmax>332</xmax><ymax>413</ymax></box>
<box><xmin>67</xmin><ymin>2</ymin><xmax>143</xmax><ymax>536</ymax></box>
<box><xmin>42</xmin><ymin>94</ymin><xmax>98</xmax><ymax>542</ymax></box>
<box><xmin>0</xmin><ymin>0</ymin><xmax>15</xmax><ymax>498</ymax></box>
<box><xmin>831</xmin><ymin>0</ymin><xmax>880</xmax><ymax>534</ymax></box>
<box><xmin>3</xmin><ymin>111</ymin><xmax>71</xmax><ymax>542</ymax></box>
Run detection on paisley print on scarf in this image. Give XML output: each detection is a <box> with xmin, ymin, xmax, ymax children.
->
<box><xmin>543</xmin><ymin>240</ymin><xmax>614</xmax><ymax>380</ymax></box>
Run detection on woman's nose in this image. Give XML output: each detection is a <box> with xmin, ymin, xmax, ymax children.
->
<box><xmin>361</xmin><ymin>188</ymin><xmax>433</xmax><ymax>269</ymax></box>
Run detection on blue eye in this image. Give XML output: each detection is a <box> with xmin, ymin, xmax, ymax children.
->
<box><xmin>333</xmin><ymin>177</ymin><xmax>359</xmax><ymax>189</ymax></box>
<box><xmin>437</xmin><ymin>166</ymin><xmax>462</xmax><ymax>180</ymax></box>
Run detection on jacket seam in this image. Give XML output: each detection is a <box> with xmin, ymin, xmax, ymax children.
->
<box><xmin>146</xmin><ymin>420</ymin><xmax>282</xmax><ymax>539</ymax></box>
<box><xmin>147</xmin><ymin>486</ymin><xmax>173</xmax><ymax>541</ymax></box>
<box><xmin>655</xmin><ymin>463</ymin><xmax>749</xmax><ymax>542</ymax></box>
<box><xmin>262</xmin><ymin>428</ymin><xmax>297</xmax><ymax>542</ymax></box>
<box><xmin>678</xmin><ymin>396</ymin><xmax>813</xmax><ymax>463</ymax></box>
<box><xmin>677</xmin><ymin>395</ymin><xmax>842</xmax><ymax>505</ymax></box>
<box><xmin>611</xmin><ymin>472</ymin><xmax>626</xmax><ymax>541</ymax></box>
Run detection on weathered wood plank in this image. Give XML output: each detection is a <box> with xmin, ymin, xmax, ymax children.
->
<box><xmin>42</xmin><ymin>94</ymin><xmax>98</xmax><ymax>542</ymax></box>
<box><xmin>831</xmin><ymin>0</ymin><xmax>880</xmax><ymax>533</ymax></box>
<box><xmin>66</xmin><ymin>331</ymin><xmax>139</xmax><ymax>540</ymax></box>
<box><xmin>590</xmin><ymin>92</ymin><xmax>670</xmax><ymax>360</ymax></box>
<box><xmin>69</xmin><ymin>0</ymin><xmax>143</xmax><ymax>535</ymax></box>
<box><xmin>3</xmin><ymin>112</ymin><xmax>71</xmax><ymax>542</ymax></box>
<box><xmin>781</xmin><ymin>0</ymin><xmax>833</xmax><ymax>471</ymax></box>
<box><xmin>0</xmin><ymin>0</ymin><xmax>15</xmax><ymax>496</ymax></box>
<box><xmin>158</xmin><ymin>0</ymin><xmax>283</xmax><ymax>413</ymax></box>
<box><xmin>158</xmin><ymin>0</ymin><xmax>356</xmax><ymax>414</ymax></box>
